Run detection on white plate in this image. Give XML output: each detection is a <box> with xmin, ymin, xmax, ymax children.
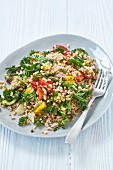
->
<box><xmin>0</xmin><ymin>34</ymin><xmax>113</xmax><ymax>138</ymax></box>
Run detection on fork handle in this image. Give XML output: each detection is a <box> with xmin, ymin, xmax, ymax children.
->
<box><xmin>65</xmin><ymin>97</ymin><xmax>95</xmax><ymax>144</ymax></box>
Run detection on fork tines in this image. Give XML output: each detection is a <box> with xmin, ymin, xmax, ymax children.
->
<box><xmin>95</xmin><ymin>69</ymin><xmax>111</xmax><ymax>90</ymax></box>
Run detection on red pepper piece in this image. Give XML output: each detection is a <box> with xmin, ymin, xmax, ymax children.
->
<box><xmin>75</xmin><ymin>72</ymin><xmax>85</xmax><ymax>82</ymax></box>
<box><xmin>31</xmin><ymin>81</ymin><xmax>38</xmax><ymax>88</ymax></box>
<box><xmin>37</xmin><ymin>86</ymin><xmax>44</xmax><ymax>100</ymax></box>
<box><xmin>52</xmin><ymin>44</ymin><xmax>68</xmax><ymax>51</ymax></box>
<box><xmin>38</xmin><ymin>78</ymin><xmax>47</xmax><ymax>86</ymax></box>
<box><xmin>84</xmin><ymin>75</ymin><xmax>94</xmax><ymax>79</ymax></box>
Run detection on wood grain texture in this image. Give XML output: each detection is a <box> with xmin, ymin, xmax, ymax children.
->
<box><xmin>0</xmin><ymin>0</ymin><xmax>113</xmax><ymax>170</ymax></box>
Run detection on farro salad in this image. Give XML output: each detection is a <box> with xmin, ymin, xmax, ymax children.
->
<box><xmin>0</xmin><ymin>45</ymin><xmax>98</xmax><ymax>133</ymax></box>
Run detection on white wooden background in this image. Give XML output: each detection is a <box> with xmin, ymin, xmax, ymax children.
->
<box><xmin>0</xmin><ymin>0</ymin><xmax>113</xmax><ymax>170</ymax></box>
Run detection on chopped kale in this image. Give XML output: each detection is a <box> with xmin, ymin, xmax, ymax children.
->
<box><xmin>18</xmin><ymin>76</ymin><xmax>27</xmax><ymax>89</ymax></box>
<box><xmin>22</xmin><ymin>63</ymin><xmax>41</xmax><ymax>77</ymax></box>
<box><xmin>84</xmin><ymin>89</ymin><xmax>92</xmax><ymax>97</ymax></box>
<box><xmin>36</xmin><ymin>117</ymin><xmax>45</xmax><ymax>126</ymax></box>
<box><xmin>68</xmin><ymin>56</ymin><xmax>83</xmax><ymax>69</ymax></box>
<box><xmin>29</xmin><ymin>50</ymin><xmax>39</xmax><ymax>56</ymax></box>
<box><xmin>3</xmin><ymin>89</ymin><xmax>21</xmax><ymax>102</ymax></box>
<box><xmin>18</xmin><ymin>117</ymin><xmax>28</xmax><ymax>126</ymax></box>
<box><xmin>75</xmin><ymin>95</ymin><xmax>87</xmax><ymax>110</ymax></box>
<box><xmin>72</xmin><ymin>48</ymin><xmax>88</xmax><ymax>55</ymax></box>
<box><xmin>6</xmin><ymin>65</ymin><xmax>21</xmax><ymax>76</ymax></box>
<box><xmin>71</xmin><ymin>49</ymin><xmax>77</xmax><ymax>53</ymax></box>
<box><xmin>43</xmin><ymin>51</ymin><xmax>51</xmax><ymax>57</ymax></box>
<box><xmin>66</xmin><ymin>101</ymin><xmax>72</xmax><ymax>112</ymax></box>
<box><xmin>19</xmin><ymin>91</ymin><xmax>37</xmax><ymax>104</ymax></box>
<box><xmin>0</xmin><ymin>95</ymin><xmax>3</xmax><ymax>102</ymax></box>
<box><xmin>43</xmin><ymin>103</ymin><xmax>58</xmax><ymax>115</ymax></box>
<box><xmin>62</xmin><ymin>82</ymin><xmax>75</xmax><ymax>91</ymax></box>
<box><xmin>70</xmin><ymin>89</ymin><xmax>92</xmax><ymax>111</ymax></box>
<box><xmin>21</xmin><ymin>57</ymin><xmax>31</xmax><ymax>65</ymax></box>
<box><xmin>58</xmin><ymin>120</ymin><xmax>65</xmax><ymax>129</ymax></box>
<box><xmin>37</xmin><ymin>55</ymin><xmax>48</xmax><ymax>63</ymax></box>
<box><xmin>54</xmin><ymin>46</ymin><xmax>64</xmax><ymax>54</ymax></box>
<box><xmin>76</xmin><ymin>89</ymin><xmax>92</xmax><ymax>98</ymax></box>
<box><xmin>60</xmin><ymin>111</ymin><xmax>69</xmax><ymax>122</ymax></box>
<box><xmin>77</xmin><ymin>48</ymin><xmax>88</xmax><ymax>55</ymax></box>
<box><xmin>53</xmin><ymin>92</ymin><xmax>58</xmax><ymax>99</ymax></box>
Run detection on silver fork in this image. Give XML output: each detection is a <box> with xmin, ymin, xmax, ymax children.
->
<box><xmin>65</xmin><ymin>70</ymin><xmax>110</xmax><ymax>144</ymax></box>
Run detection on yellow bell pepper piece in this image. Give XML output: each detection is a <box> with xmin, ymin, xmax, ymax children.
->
<box><xmin>43</xmin><ymin>62</ymin><xmax>52</xmax><ymax>71</ymax></box>
<box><xmin>65</xmin><ymin>76</ymin><xmax>75</xmax><ymax>84</ymax></box>
<box><xmin>34</xmin><ymin>102</ymin><xmax>47</xmax><ymax>115</ymax></box>
<box><xmin>25</xmin><ymin>86</ymin><xmax>33</xmax><ymax>93</ymax></box>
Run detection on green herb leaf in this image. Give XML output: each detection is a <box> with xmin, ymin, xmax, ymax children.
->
<box><xmin>68</xmin><ymin>56</ymin><xmax>83</xmax><ymax>69</ymax></box>
<box><xmin>36</xmin><ymin>118</ymin><xmax>44</xmax><ymax>126</ymax></box>
<box><xmin>62</xmin><ymin>82</ymin><xmax>75</xmax><ymax>91</ymax></box>
<box><xmin>37</xmin><ymin>55</ymin><xmax>48</xmax><ymax>63</ymax></box>
<box><xmin>66</xmin><ymin>101</ymin><xmax>72</xmax><ymax>112</ymax></box>
<box><xmin>0</xmin><ymin>95</ymin><xmax>3</xmax><ymax>102</ymax></box>
<box><xmin>21</xmin><ymin>57</ymin><xmax>31</xmax><ymax>65</ymax></box>
<box><xmin>58</xmin><ymin>120</ymin><xmax>65</xmax><ymax>129</ymax></box>
<box><xmin>19</xmin><ymin>91</ymin><xmax>37</xmax><ymax>104</ymax></box>
<box><xmin>77</xmin><ymin>48</ymin><xmax>88</xmax><ymax>55</ymax></box>
<box><xmin>18</xmin><ymin>76</ymin><xmax>27</xmax><ymax>89</ymax></box>
<box><xmin>53</xmin><ymin>92</ymin><xmax>58</xmax><ymax>99</ymax></box>
<box><xmin>6</xmin><ymin>65</ymin><xmax>21</xmax><ymax>76</ymax></box>
<box><xmin>60</xmin><ymin>111</ymin><xmax>69</xmax><ymax>122</ymax></box>
<box><xmin>71</xmin><ymin>49</ymin><xmax>77</xmax><ymax>53</ymax></box>
<box><xmin>29</xmin><ymin>50</ymin><xmax>39</xmax><ymax>56</ymax></box>
<box><xmin>18</xmin><ymin>117</ymin><xmax>28</xmax><ymax>126</ymax></box>
<box><xmin>54</xmin><ymin>46</ymin><xmax>64</xmax><ymax>54</ymax></box>
<box><xmin>22</xmin><ymin>63</ymin><xmax>41</xmax><ymax>77</ymax></box>
<box><xmin>70</xmin><ymin>89</ymin><xmax>92</xmax><ymax>110</ymax></box>
<box><xmin>84</xmin><ymin>89</ymin><xmax>92</xmax><ymax>97</ymax></box>
<box><xmin>43</xmin><ymin>104</ymin><xmax>58</xmax><ymax>114</ymax></box>
<box><xmin>3</xmin><ymin>89</ymin><xmax>12</xmax><ymax>102</ymax></box>
<box><xmin>75</xmin><ymin>95</ymin><xmax>87</xmax><ymax>110</ymax></box>
<box><xmin>72</xmin><ymin>48</ymin><xmax>88</xmax><ymax>55</ymax></box>
<box><xmin>43</xmin><ymin>51</ymin><xmax>51</xmax><ymax>57</ymax></box>
<box><xmin>3</xmin><ymin>89</ymin><xmax>21</xmax><ymax>102</ymax></box>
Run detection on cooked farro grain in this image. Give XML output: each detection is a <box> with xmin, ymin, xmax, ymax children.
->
<box><xmin>42</xmin><ymin>130</ymin><xmax>49</xmax><ymax>134</ymax></box>
<box><xmin>11</xmin><ymin>117</ymin><xmax>15</xmax><ymax>120</ymax></box>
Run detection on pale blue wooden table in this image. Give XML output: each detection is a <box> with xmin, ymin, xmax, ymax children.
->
<box><xmin>0</xmin><ymin>0</ymin><xmax>113</xmax><ymax>170</ymax></box>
